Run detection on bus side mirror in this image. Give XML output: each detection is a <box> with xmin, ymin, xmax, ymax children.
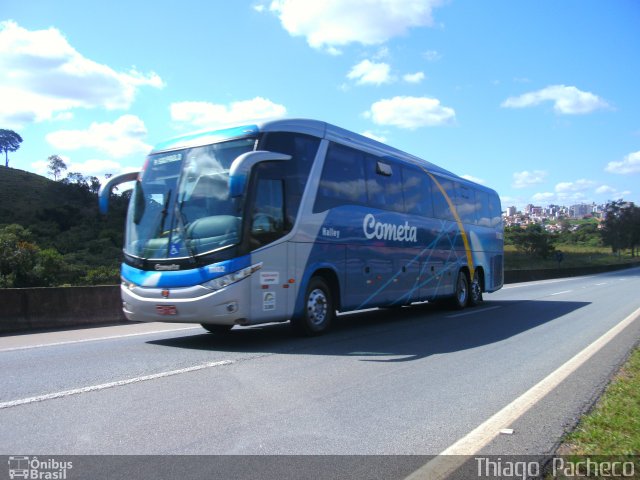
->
<box><xmin>98</xmin><ymin>171</ymin><xmax>140</xmax><ymax>214</ymax></box>
<box><xmin>229</xmin><ymin>151</ymin><xmax>291</xmax><ymax>197</ymax></box>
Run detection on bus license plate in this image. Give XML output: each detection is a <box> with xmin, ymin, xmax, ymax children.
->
<box><xmin>156</xmin><ymin>305</ymin><xmax>177</xmax><ymax>315</ymax></box>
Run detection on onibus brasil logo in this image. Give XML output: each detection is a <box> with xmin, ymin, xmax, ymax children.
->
<box><xmin>8</xmin><ymin>456</ymin><xmax>73</xmax><ymax>479</ymax></box>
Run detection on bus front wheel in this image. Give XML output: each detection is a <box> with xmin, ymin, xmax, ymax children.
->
<box><xmin>292</xmin><ymin>276</ymin><xmax>335</xmax><ymax>336</ymax></box>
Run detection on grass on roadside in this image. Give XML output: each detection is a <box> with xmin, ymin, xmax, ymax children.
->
<box><xmin>559</xmin><ymin>345</ymin><xmax>640</xmax><ymax>455</ymax></box>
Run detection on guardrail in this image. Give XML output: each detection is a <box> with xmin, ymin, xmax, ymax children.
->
<box><xmin>1</xmin><ymin>262</ymin><xmax>638</xmax><ymax>334</ymax></box>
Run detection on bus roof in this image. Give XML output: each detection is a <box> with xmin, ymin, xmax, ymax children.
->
<box><xmin>150</xmin><ymin>118</ymin><xmax>491</xmax><ymax>193</ymax></box>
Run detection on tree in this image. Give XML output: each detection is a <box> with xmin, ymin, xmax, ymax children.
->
<box><xmin>601</xmin><ymin>201</ymin><xmax>640</xmax><ymax>256</ymax></box>
<box><xmin>0</xmin><ymin>224</ymin><xmax>66</xmax><ymax>287</ymax></box>
<box><xmin>0</xmin><ymin>224</ymin><xmax>39</xmax><ymax>287</ymax></box>
<box><xmin>87</xmin><ymin>176</ymin><xmax>101</xmax><ymax>194</ymax></box>
<box><xmin>63</xmin><ymin>171</ymin><xmax>86</xmax><ymax>185</ymax></box>
<box><xmin>0</xmin><ymin>129</ymin><xmax>23</xmax><ymax>167</ymax></box>
<box><xmin>507</xmin><ymin>224</ymin><xmax>557</xmax><ymax>259</ymax></box>
<box><xmin>47</xmin><ymin>154</ymin><xmax>67</xmax><ymax>180</ymax></box>
<box><xmin>626</xmin><ymin>206</ymin><xmax>640</xmax><ymax>257</ymax></box>
<box><xmin>600</xmin><ymin>201</ymin><xmax>640</xmax><ymax>255</ymax></box>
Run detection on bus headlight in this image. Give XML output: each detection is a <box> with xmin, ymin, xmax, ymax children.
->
<box><xmin>201</xmin><ymin>263</ymin><xmax>262</xmax><ymax>291</ymax></box>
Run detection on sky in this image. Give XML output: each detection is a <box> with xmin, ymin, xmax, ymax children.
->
<box><xmin>1</xmin><ymin>0</ymin><xmax>639</xmax><ymax>211</ymax></box>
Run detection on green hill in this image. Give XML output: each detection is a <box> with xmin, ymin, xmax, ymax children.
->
<box><xmin>0</xmin><ymin>167</ymin><xmax>129</xmax><ymax>286</ymax></box>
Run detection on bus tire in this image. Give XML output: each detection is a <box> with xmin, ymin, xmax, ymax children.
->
<box><xmin>201</xmin><ymin>324</ymin><xmax>233</xmax><ymax>334</ymax></box>
<box><xmin>292</xmin><ymin>276</ymin><xmax>335</xmax><ymax>336</ymax></box>
<box><xmin>450</xmin><ymin>270</ymin><xmax>469</xmax><ymax>310</ymax></box>
<box><xmin>469</xmin><ymin>270</ymin><xmax>483</xmax><ymax>307</ymax></box>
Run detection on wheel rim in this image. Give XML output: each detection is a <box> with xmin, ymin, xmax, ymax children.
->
<box><xmin>306</xmin><ymin>288</ymin><xmax>328</xmax><ymax>326</ymax></box>
<box><xmin>471</xmin><ymin>279</ymin><xmax>481</xmax><ymax>302</ymax></box>
<box><xmin>457</xmin><ymin>275</ymin><xmax>468</xmax><ymax>305</ymax></box>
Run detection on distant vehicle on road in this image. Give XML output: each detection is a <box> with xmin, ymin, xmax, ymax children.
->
<box><xmin>99</xmin><ymin>119</ymin><xmax>503</xmax><ymax>335</ymax></box>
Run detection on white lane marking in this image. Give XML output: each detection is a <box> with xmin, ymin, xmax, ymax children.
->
<box><xmin>446</xmin><ymin>306</ymin><xmax>502</xmax><ymax>318</ymax></box>
<box><xmin>502</xmin><ymin>277</ymin><xmax>591</xmax><ymax>289</ymax></box>
<box><xmin>550</xmin><ymin>290</ymin><xmax>572</xmax><ymax>296</ymax></box>
<box><xmin>594</xmin><ymin>283</ymin><xmax>608</xmax><ymax>286</ymax></box>
<box><xmin>406</xmin><ymin>305</ymin><xmax>640</xmax><ymax>480</ymax></box>
<box><xmin>0</xmin><ymin>326</ymin><xmax>202</xmax><ymax>353</ymax></box>
<box><xmin>0</xmin><ymin>360</ymin><xmax>233</xmax><ymax>410</ymax></box>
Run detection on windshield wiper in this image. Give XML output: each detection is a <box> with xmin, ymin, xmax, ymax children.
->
<box><xmin>173</xmin><ymin>191</ymin><xmax>197</xmax><ymax>262</ymax></box>
<box><xmin>158</xmin><ymin>189</ymin><xmax>172</xmax><ymax>236</ymax></box>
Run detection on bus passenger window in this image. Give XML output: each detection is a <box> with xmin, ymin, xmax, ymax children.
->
<box><xmin>489</xmin><ymin>193</ymin><xmax>503</xmax><ymax>228</ymax></box>
<box><xmin>476</xmin><ymin>191</ymin><xmax>492</xmax><ymax>227</ymax></box>
<box><xmin>260</xmin><ymin>132</ymin><xmax>320</xmax><ymax>226</ymax></box>
<box><xmin>365</xmin><ymin>156</ymin><xmax>404</xmax><ymax>212</ymax></box>
<box><xmin>432</xmin><ymin>176</ymin><xmax>456</xmax><ymax>221</ymax></box>
<box><xmin>455</xmin><ymin>183</ymin><xmax>477</xmax><ymax>225</ymax></box>
<box><xmin>402</xmin><ymin>167</ymin><xmax>433</xmax><ymax>217</ymax></box>
<box><xmin>314</xmin><ymin>143</ymin><xmax>366</xmax><ymax>212</ymax></box>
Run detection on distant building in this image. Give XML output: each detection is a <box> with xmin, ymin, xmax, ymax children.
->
<box><xmin>506</xmin><ymin>206</ymin><xmax>517</xmax><ymax>217</ymax></box>
<box><xmin>570</xmin><ymin>204</ymin><xmax>591</xmax><ymax>218</ymax></box>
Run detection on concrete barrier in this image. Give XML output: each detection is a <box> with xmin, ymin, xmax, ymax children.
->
<box><xmin>0</xmin><ymin>285</ymin><xmax>126</xmax><ymax>334</ymax></box>
<box><xmin>504</xmin><ymin>262</ymin><xmax>640</xmax><ymax>284</ymax></box>
<box><xmin>1</xmin><ymin>262</ymin><xmax>638</xmax><ymax>334</ymax></box>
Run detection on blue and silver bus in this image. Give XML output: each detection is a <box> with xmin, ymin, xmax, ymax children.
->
<box><xmin>99</xmin><ymin>119</ymin><xmax>503</xmax><ymax>335</ymax></box>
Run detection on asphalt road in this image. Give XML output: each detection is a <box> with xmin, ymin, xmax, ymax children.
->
<box><xmin>1</xmin><ymin>268</ymin><xmax>640</xmax><ymax>479</ymax></box>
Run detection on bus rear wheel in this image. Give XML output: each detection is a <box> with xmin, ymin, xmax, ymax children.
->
<box><xmin>469</xmin><ymin>271</ymin><xmax>483</xmax><ymax>307</ymax></box>
<box><xmin>201</xmin><ymin>324</ymin><xmax>233</xmax><ymax>334</ymax></box>
<box><xmin>292</xmin><ymin>276</ymin><xmax>335</xmax><ymax>336</ymax></box>
<box><xmin>450</xmin><ymin>270</ymin><xmax>469</xmax><ymax>310</ymax></box>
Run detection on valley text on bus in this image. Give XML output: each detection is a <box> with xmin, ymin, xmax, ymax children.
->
<box><xmin>99</xmin><ymin>119</ymin><xmax>504</xmax><ymax>335</ymax></box>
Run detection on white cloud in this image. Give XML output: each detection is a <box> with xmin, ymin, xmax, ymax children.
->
<box><xmin>596</xmin><ymin>185</ymin><xmax>632</xmax><ymax>200</ymax></box>
<box><xmin>372</xmin><ymin>46</ymin><xmax>390</xmax><ymax>60</ymax></box>
<box><xmin>461</xmin><ymin>174</ymin><xmax>485</xmax><ymax>185</ymax></box>
<box><xmin>555</xmin><ymin>179</ymin><xmax>596</xmax><ymax>193</ymax></box>
<box><xmin>512</xmin><ymin>170</ymin><xmax>547</xmax><ymax>189</ymax></box>
<box><xmin>46</xmin><ymin>115</ymin><xmax>151</xmax><ymax>158</ymax></box>
<box><xmin>531</xmin><ymin>191</ymin><xmax>589</xmax><ymax>205</ymax></box>
<box><xmin>268</xmin><ymin>0</ymin><xmax>444</xmax><ymax>53</ymax></box>
<box><xmin>501</xmin><ymin>85</ymin><xmax>609</xmax><ymax>115</ymax></box>
<box><xmin>361</xmin><ymin>131</ymin><xmax>387</xmax><ymax>143</ymax></box>
<box><xmin>593</xmin><ymin>185</ymin><xmax>631</xmax><ymax>199</ymax></box>
<box><xmin>531</xmin><ymin>192</ymin><xmax>556</xmax><ymax>203</ymax></box>
<box><xmin>0</xmin><ymin>21</ymin><xmax>163</xmax><ymax>127</ymax></box>
<box><xmin>403</xmin><ymin>71</ymin><xmax>425</xmax><ymax>84</ymax></box>
<box><xmin>423</xmin><ymin>50</ymin><xmax>441</xmax><ymax>62</ymax></box>
<box><xmin>170</xmin><ymin>97</ymin><xmax>287</xmax><ymax>129</ymax></box>
<box><xmin>365</xmin><ymin>96</ymin><xmax>455</xmax><ymax>129</ymax></box>
<box><xmin>605</xmin><ymin>150</ymin><xmax>640</xmax><ymax>174</ymax></box>
<box><xmin>596</xmin><ymin>185</ymin><xmax>616</xmax><ymax>195</ymax></box>
<box><xmin>347</xmin><ymin>60</ymin><xmax>393</xmax><ymax>85</ymax></box>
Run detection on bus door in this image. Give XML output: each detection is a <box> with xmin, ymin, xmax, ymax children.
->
<box><xmin>247</xmin><ymin>167</ymin><xmax>290</xmax><ymax>322</ymax></box>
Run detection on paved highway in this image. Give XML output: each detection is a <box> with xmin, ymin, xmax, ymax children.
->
<box><xmin>1</xmin><ymin>268</ymin><xmax>639</xmax><ymax>477</ymax></box>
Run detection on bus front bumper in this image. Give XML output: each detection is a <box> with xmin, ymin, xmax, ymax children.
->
<box><xmin>120</xmin><ymin>280</ymin><xmax>250</xmax><ymax>326</ymax></box>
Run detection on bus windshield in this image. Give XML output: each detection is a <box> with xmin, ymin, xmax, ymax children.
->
<box><xmin>124</xmin><ymin>137</ymin><xmax>257</xmax><ymax>260</ymax></box>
